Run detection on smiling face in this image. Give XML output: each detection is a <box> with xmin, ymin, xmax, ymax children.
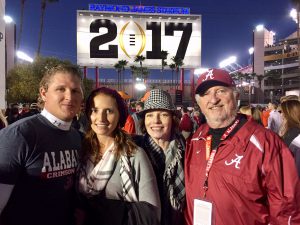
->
<box><xmin>196</xmin><ymin>86</ymin><xmax>239</xmax><ymax>128</ymax></box>
<box><xmin>145</xmin><ymin>109</ymin><xmax>173</xmax><ymax>142</ymax></box>
<box><xmin>40</xmin><ymin>72</ymin><xmax>83</xmax><ymax>122</ymax></box>
<box><xmin>90</xmin><ymin>93</ymin><xmax>120</xmax><ymax>139</ymax></box>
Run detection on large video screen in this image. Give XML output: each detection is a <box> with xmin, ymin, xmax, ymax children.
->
<box><xmin>77</xmin><ymin>10</ymin><xmax>201</xmax><ymax>69</ymax></box>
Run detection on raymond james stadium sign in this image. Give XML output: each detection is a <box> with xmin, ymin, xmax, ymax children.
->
<box><xmin>88</xmin><ymin>4</ymin><xmax>190</xmax><ymax>15</ymax></box>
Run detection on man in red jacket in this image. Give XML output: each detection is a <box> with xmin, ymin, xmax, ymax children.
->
<box><xmin>184</xmin><ymin>68</ymin><xmax>300</xmax><ymax>225</ymax></box>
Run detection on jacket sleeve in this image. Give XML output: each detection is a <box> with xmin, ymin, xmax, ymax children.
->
<box><xmin>262</xmin><ymin>132</ymin><xmax>300</xmax><ymax>224</ymax></box>
<box><xmin>133</xmin><ymin>148</ymin><xmax>161</xmax><ymax>221</ymax></box>
<box><xmin>184</xmin><ymin>137</ymin><xmax>196</xmax><ymax>225</ymax></box>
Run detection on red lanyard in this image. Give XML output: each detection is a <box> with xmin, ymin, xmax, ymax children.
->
<box><xmin>203</xmin><ymin>119</ymin><xmax>240</xmax><ymax>198</ymax></box>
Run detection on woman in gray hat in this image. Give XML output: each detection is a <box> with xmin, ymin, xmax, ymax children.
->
<box><xmin>134</xmin><ymin>89</ymin><xmax>186</xmax><ymax>225</ymax></box>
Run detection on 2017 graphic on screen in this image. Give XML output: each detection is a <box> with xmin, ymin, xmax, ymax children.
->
<box><xmin>89</xmin><ymin>19</ymin><xmax>192</xmax><ymax>60</ymax></box>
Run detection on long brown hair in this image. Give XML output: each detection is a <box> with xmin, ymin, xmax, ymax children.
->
<box><xmin>81</xmin><ymin>87</ymin><xmax>137</xmax><ymax>165</ymax></box>
<box><xmin>280</xmin><ymin>100</ymin><xmax>300</xmax><ymax>137</ymax></box>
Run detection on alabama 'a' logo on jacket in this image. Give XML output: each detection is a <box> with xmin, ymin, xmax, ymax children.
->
<box><xmin>225</xmin><ymin>154</ymin><xmax>244</xmax><ymax>169</ymax></box>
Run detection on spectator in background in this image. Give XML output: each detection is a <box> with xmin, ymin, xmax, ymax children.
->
<box><xmin>0</xmin><ymin>64</ymin><xmax>84</xmax><ymax>225</ymax></box>
<box><xmin>261</xmin><ymin>105</ymin><xmax>270</xmax><ymax>128</ymax></box>
<box><xmin>6</xmin><ymin>105</ymin><xmax>21</xmax><ymax>124</ymax></box>
<box><xmin>279</xmin><ymin>100</ymin><xmax>300</xmax><ymax>177</ymax></box>
<box><xmin>251</xmin><ymin>106</ymin><xmax>263</xmax><ymax>126</ymax></box>
<box><xmin>18</xmin><ymin>103</ymin><xmax>30</xmax><ymax>117</ymax></box>
<box><xmin>131</xmin><ymin>101</ymin><xmax>144</xmax><ymax>135</ymax></box>
<box><xmin>280</xmin><ymin>95</ymin><xmax>299</xmax><ymax>103</ymax></box>
<box><xmin>135</xmin><ymin>101</ymin><xmax>144</xmax><ymax>112</ymax></box>
<box><xmin>118</xmin><ymin>92</ymin><xmax>142</xmax><ymax>135</ymax></box>
<box><xmin>267</xmin><ymin>102</ymin><xmax>282</xmax><ymax>134</ymax></box>
<box><xmin>77</xmin><ymin>104</ymin><xmax>89</xmax><ymax>134</ymax></box>
<box><xmin>0</xmin><ymin>109</ymin><xmax>8</xmax><ymax>130</ymax></box>
<box><xmin>191</xmin><ymin>110</ymin><xmax>201</xmax><ymax>131</ymax></box>
<box><xmin>179</xmin><ymin>106</ymin><xmax>193</xmax><ymax>141</ymax></box>
<box><xmin>20</xmin><ymin>103</ymin><xmax>40</xmax><ymax>119</ymax></box>
<box><xmin>77</xmin><ymin>87</ymin><xmax>160</xmax><ymax>225</ymax></box>
<box><xmin>239</xmin><ymin>105</ymin><xmax>252</xmax><ymax>116</ymax></box>
<box><xmin>134</xmin><ymin>89</ymin><xmax>186</xmax><ymax>225</ymax></box>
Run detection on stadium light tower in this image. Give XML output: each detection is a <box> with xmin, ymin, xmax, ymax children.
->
<box><xmin>255</xmin><ymin>24</ymin><xmax>264</xmax><ymax>32</ymax></box>
<box><xmin>219</xmin><ymin>56</ymin><xmax>237</xmax><ymax>68</ymax></box>
<box><xmin>4</xmin><ymin>15</ymin><xmax>13</xmax><ymax>23</ymax></box>
<box><xmin>194</xmin><ymin>68</ymin><xmax>209</xmax><ymax>76</ymax></box>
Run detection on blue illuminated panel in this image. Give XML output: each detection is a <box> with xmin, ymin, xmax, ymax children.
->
<box><xmin>88</xmin><ymin>4</ymin><xmax>190</xmax><ymax>15</ymax></box>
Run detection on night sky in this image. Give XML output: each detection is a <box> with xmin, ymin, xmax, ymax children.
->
<box><xmin>6</xmin><ymin>0</ymin><xmax>296</xmax><ymax>79</ymax></box>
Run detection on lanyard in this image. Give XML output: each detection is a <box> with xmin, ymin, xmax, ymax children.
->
<box><xmin>203</xmin><ymin>119</ymin><xmax>240</xmax><ymax>198</ymax></box>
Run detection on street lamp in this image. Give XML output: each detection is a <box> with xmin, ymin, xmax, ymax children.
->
<box><xmin>290</xmin><ymin>8</ymin><xmax>298</xmax><ymax>23</ymax></box>
<box><xmin>248</xmin><ymin>47</ymin><xmax>254</xmax><ymax>55</ymax></box>
<box><xmin>290</xmin><ymin>8</ymin><xmax>300</xmax><ymax>70</ymax></box>
<box><xmin>248</xmin><ymin>47</ymin><xmax>255</xmax><ymax>105</ymax></box>
<box><xmin>249</xmin><ymin>47</ymin><xmax>254</xmax><ymax>73</ymax></box>
<box><xmin>16</xmin><ymin>50</ymin><xmax>33</xmax><ymax>63</ymax></box>
<box><xmin>4</xmin><ymin>15</ymin><xmax>13</xmax><ymax>24</ymax></box>
<box><xmin>135</xmin><ymin>83</ymin><xmax>146</xmax><ymax>91</ymax></box>
<box><xmin>255</xmin><ymin>24</ymin><xmax>264</xmax><ymax>32</ymax></box>
<box><xmin>134</xmin><ymin>77</ymin><xmax>146</xmax><ymax>99</ymax></box>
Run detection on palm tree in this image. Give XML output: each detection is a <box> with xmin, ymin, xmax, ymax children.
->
<box><xmin>37</xmin><ymin>0</ymin><xmax>59</xmax><ymax>57</ymax></box>
<box><xmin>253</xmin><ymin>74</ymin><xmax>264</xmax><ymax>103</ymax></box>
<box><xmin>134</xmin><ymin>55</ymin><xmax>147</xmax><ymax>84</ymax></box>
<box><xmin>130</xmin><ymin>65</ymin><xmax>138</xmax><ymax>97</ymax></box>
<box><xmin>140</xmin><ymin>67</ymin><xmax>149</xmax><ymax>81</ymax></box>
<box><xmin>114</xmin><ymin>62</ymin><xmax>122</xmax><ymax>90</ymax></box>
<box><xmin>134</xmin><ymin>55</ymin><xmax>146</xmax><ymax>68</ymax></box>
<box><xmin>171</xmin><ymin>56</ymin><xmax>184</xmax><ymax>90</ymax></box>
<box><xmin>17</xmin><ymin>0</ymin><xmax>26</xmax><ymax>49</ymax></box>
<box><xmin>160</xmin><ymin>50</ymin><xmax>168</xmax><ymax>72</ymax></box>
<box><xmin>130</xmin><ymin>65</ymin><xmax>138</xmax><ymax>79</ymax></box>
<box><xmin>231</xmin><ymin>72</ymin><xmax>246</xmax><ymax>94</ymax></box>
<box><xmin>169</xmin><ymin>63</ymin><xmax>176</xmax><ymax>88</ymax></box>
<box><xmin>244</xmin><ymin>73</ymin><xmax>256</xmax><ymax>104</ymax></box>
<box><xmin>253</xmin><ymin>74</ymin><xmax>263</xmax><ymax>89</ymax></box>
<box><xmin>160</xmin><ymin>50</ymin><xmax>168</xmax><ymax>88</ymax></box>
<box><xmin>118</xmin><ymin>60</ymin><xmax>128</xmax><ymax>91</ymax></box>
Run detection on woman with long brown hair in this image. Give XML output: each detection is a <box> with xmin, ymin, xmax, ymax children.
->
<box><xmin>280</xmin><ymin>100</ymin><xmax>300</xmax><ymax>176</ymax></box>
<box><xmin>77</xmin><ymin>87</ymin><xmax>160</xmax><ymax>225</ymax></box>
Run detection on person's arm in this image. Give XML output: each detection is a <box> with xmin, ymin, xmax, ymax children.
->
<box><xmin>0</xmin><ymin>126</ymin><xmax>28</xmax><ymax>215</ymax></box>
<box><xmin>0</xmin><ymin>184</ymin><xmax>14</xmax><ymax>214</ymax></box>
<box><xmin>263</xmin><ymin>133</ymin><xmax>300</xmax><ymax>223</ymax></box>
<box><xmin>133</xmin><ymin>148</ymin><xmax>161</xmax><ymax>222</ymax></box>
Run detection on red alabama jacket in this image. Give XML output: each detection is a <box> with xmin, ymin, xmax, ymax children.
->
<box><xmin>185</xmin><ymin>116</ymin><xmax>300</xmax><ymax>225</ymax></box>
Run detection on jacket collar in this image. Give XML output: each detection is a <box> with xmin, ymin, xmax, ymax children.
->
<box><xmin>191</xmin><ymin>115</ymin><xmax>258</xmax><ymax>151</ymax></box>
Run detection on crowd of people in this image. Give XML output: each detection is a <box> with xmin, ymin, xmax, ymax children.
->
<box><xmin>0</xmin><ymin>65</ymin><xmax>300</xmax><ymax>225</ymax></box>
